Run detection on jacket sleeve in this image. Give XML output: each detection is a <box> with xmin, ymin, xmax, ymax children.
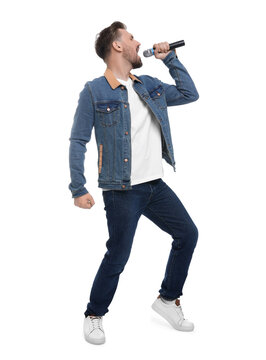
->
<box><xmin>68</xmin><ymin>82</ymin><xmax>95</xmax><ymax>198</ymax></box>
<box><xmin>158</xmin><ymin>49</ymin><xmax>199</xmax><ymax>106</ymax></box>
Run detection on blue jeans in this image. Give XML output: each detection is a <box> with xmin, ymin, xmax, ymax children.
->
<box><xmin>84</xmin><ymin>178</ymin><xmax>198</xmax><ymax>317</ymax></box>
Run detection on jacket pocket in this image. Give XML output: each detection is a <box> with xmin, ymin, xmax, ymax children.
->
<box><xmin>98</xmin><ymin>144</ymin><xmax>103</xmax><ymax>174</ymax></box>
<box><xmin>96</xmin><ymin>101</ymin><xmax>120</xmax><ymax>127</ymax></box>
<box><xmin>148</xmin><ymin>85</ymin><xmax>167</xmax><ymax>109</ymax></box>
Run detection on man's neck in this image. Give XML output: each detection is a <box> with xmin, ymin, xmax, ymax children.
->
<box><xmin>107</xmin><ymin>63</ymin><xmax>132</xmax><ymax>82</ymax></box>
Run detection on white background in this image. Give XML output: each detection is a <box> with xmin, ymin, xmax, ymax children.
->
<box><xmin>1</xmin><ymin>0</ymin><xmax>266</xmax><ymax>358</ymax></box>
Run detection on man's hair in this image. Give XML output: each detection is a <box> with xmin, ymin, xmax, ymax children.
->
<box><xmin>95</xmin><ymin>21</ymin><xmax>127</xmax><ymax>63</ymax></box>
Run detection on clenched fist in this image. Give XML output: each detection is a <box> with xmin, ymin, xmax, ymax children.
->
<box><xmin>74</xmin><ymin>192</ymin><xmax>95</xmax><ymax>209</ymax></box>
<box><xmin>153</xmin><ymin>41</ymin><xmax>176</xmax><ymax>60</ymax></box>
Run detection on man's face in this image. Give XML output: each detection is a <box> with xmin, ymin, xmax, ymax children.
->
<box><xmin>118</xmin><ymin>29</ymin><xmax>142</xmax><ymax>69</ymax></box>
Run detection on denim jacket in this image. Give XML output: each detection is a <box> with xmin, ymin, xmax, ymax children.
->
<box><xmin>68</xmin><ymin>50</ymin><xmax>199</xmax><ymax>197</ymax></box>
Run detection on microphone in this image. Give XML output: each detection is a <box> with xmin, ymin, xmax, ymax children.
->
<box><xmin>143</xmin><ymin>40</ymin><xmax>185</xmax><ymax>57</ymax></box>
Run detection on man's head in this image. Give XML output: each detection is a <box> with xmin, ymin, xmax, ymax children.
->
<box><xmin>95</xmin><ymin>21</ymin><xmax>142</xmax><ymax>69</ymax></box>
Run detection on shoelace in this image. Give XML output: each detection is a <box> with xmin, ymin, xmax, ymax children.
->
<box><xmin>89</xmin><ymin>316</ymin><xmax>104</xmax><ymax>332</ymax></box>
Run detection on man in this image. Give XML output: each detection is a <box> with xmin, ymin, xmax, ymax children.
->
<box><xmin>68</xmin><ymin>21</ymin><xmax>199</xmax><ymax>345</ymax></box>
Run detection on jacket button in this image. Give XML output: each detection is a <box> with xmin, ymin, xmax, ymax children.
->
<box><xmin>124</xmin><ymin>104</ymin><xmax>127</xmax><ymax>108</ymax></box>
<box><xmin>122</xmin><ymin>185</ymin><xmax>126</xmax><ymax>188</ymax></box>
<box><xmin>157</xmin><ymin>92</ymin><xmax>161</xmax><ymax>96</ymax></box>
<box><xmin>107</xmin><ymin>107</ymin><xmax>110</xmax><ymax>111</ymax></box>
<box><xmin>121</xmin><ymin>86</ymin><xmax>125</xmax><ymax>90</ymax></box>
<box><xmin>124</xmin><ymin>158</ymin><xmax>128</xmax><ymax>162</ymax></box>
<box><xmin>125</xmin><ymin>131</ymin><xmax>128</xmax><ymax>135</ymax></box>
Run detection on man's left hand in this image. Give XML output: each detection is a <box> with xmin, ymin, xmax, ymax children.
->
<box><xmin>153</xmin><ymin>42</ymin><xmax>176</xmax><ymax>60</ymax></box>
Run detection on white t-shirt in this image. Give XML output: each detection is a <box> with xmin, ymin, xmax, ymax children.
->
<box><xmin>102</xmin><ymin>76</ymin><xmax>164</xmax><ymax>191</ymax></box>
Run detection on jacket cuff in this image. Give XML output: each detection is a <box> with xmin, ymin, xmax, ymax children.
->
<box><xmin>162</xmin><ymin>49</ymin><xmax>178</xmax><ymax>66</ymax></box>
<box><xmin>72</xmin><ymin>188</ymin><xmax>89</xmax><ymax>198</ymax></box>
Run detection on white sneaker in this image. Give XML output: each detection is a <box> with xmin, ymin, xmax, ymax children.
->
<box><xmin>151</xmin><ymin>295</ymin><xmax>194</xmax><ymax>331</ymax></box>
<box><xmin>83</xmin><ymin>315</ymin><xmax>105</xmax><ymax>345</ymax></box>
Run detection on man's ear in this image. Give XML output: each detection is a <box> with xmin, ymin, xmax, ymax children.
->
<box><xmin>112</xmin><ymin>40</ymin><xmax>122</xmax><ymax>51</ymax></box>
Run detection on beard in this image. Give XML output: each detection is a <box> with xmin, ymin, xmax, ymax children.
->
<box><xmin>122</xmin><ymin>45</ymin><xmax>143</xmax><ymax>69</ymax></box>
<box><xmin>131</xmin><ymin>55</ymin><xmax>143</xmax><ymax>69</ymax></box>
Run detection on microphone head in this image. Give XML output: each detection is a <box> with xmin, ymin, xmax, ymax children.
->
<box><xmin>143</xmin><ymin>49</ymin><xmax>154</xmax><ymax>57</ymax></box>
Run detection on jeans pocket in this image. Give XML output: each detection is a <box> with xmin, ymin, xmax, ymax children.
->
<box><xmin>102</xmin><ymin>190</ymin><xmax>114</xmax><ymax>211</ymax></box>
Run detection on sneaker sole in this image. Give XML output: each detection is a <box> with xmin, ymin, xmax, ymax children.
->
<box><xmin>151</xmin><ymin>300</ymin><xmax>194</xmax><ymax>332</ymax></box>
<box><xmin>84</xmin><ymin>333</ymin><xmax>105</xmax><ymax>345</ymax></box>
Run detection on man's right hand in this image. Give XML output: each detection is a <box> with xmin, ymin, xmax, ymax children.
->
<box><xmin>74</xmin><ymin>192</ymin><xmax>95</xmax><ymax>209</ymax></box>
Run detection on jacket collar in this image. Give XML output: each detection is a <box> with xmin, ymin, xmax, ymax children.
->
<box><xmin>104</xmin><ymin>68</ymin><xmax>142</xmax><ymax>89</ymax></box>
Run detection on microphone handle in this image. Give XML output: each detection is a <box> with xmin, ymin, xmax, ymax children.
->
<box><xmin>153</xmin><ymin>40</ymin><xmax>185</xmax><ymax>51</ymax></box>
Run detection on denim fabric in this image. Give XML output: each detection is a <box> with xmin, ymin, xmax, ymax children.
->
<box><xmin>68</xmin><ymin>50</ymin><xmax>199</xmax><ymax>197</ymax></box>
<box><xmin>84</xmin><ymin>178</ymin><xmax>198</xmax><ymax>317</ymax></box>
